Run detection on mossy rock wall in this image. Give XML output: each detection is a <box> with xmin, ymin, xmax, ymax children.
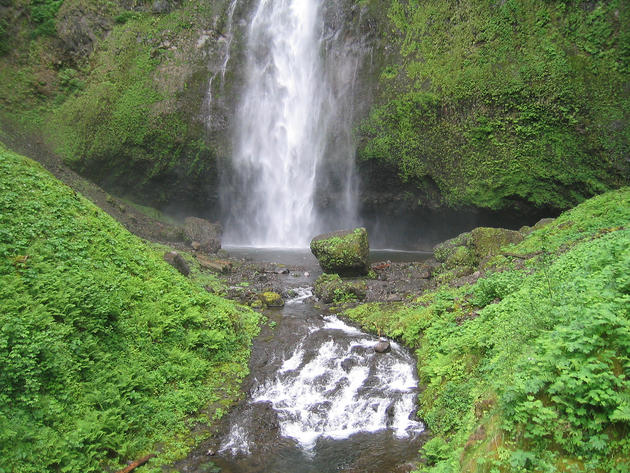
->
<box><xmin>357</xmin><ymin>0</ymin><xmax>630</xmax><ymax>214</ymax></box>
<box><xmin>1</xmin><ymin>0</ymin><xmax>628</xmax><ymax>221</ymax></box>
<box><xmin>0</xmin><ymin>0</ymin><xmax>255</xmax><ymax>215</ymax></box>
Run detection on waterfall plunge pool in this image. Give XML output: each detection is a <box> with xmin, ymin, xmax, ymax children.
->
<box><xmin>223</xmin><ymin>246</ymin><xmax>433</xmax><ymax>267</ymax></box>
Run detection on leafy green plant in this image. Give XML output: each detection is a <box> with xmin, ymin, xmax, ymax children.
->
<box><xmin>0</xmin><ymin>17</ymin><xmax>9</xmax><ymax>55</ymax></box>
<box><xmin>0</xmin><ymin>145</ymin><xmax>260</xmax><ymax>472</ymax></box>
<box><xmin>346</xmin><ymin>187</ymin><xmax>630</xmax><ymax>473</ymax></box>
<box><xmin>471</xmin><ymin>270</ymin><xmax>524</xmax><ymax>307</ymax></box>
<box><xmin>421</xmin><ymin>437</ymin><xmax>451</xmax><ymax>466</ymax></box>
<box><xmin>29</xmin><ymin>0</ymin><xmax>64</xmax><ymax>37</ymax></box>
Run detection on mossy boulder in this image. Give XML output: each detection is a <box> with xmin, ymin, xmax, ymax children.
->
<box><xmin>313</xmin><ymin>274</ymin><xmax>367</xmax><ymax>304</ymax></box>
<box><xmin>520</xmin><ymin>217</ymin><xmax>556</xmax><ymax>236</ymax></box>
<box><xmin>310</xmin><ymin>228</ymin><xmax>370</xmax><ymax>276</ymax></box>
<box><xmin>434</xmin><ymin>226</ymin><xmax>524</xmax><ymax>276</ymax></box>
<box><xmin>433</xmin><ymin>232</ymin><xmax>473</xmax><ymax>267</ymax></box>
<box><xmin>258</xmin><ymin>291</ymin><xmax>284</xmax><ymax>308</ymax></box>
<box><xmin>470</xmin><ymin>227</ymin><xmax>524</xmax><ymax>261</ymax></box>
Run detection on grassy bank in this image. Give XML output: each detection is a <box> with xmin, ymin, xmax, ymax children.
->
<box><xmin>346</xmin><ymin>188</ymin><xmax>630</xmax><ymax>472</ymax></box>
<box><xmin>0</xmin><ymin>144</ymin><xmax>260</xmax><ymax>472</ymax></box>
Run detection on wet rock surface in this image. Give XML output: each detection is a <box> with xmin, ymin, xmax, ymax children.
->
<box><xmin>184</xmin><ymin>216</ymin><xmax>222</xmax><ymax>253</ymax></box>
<box><xmin>310</xmin><ymin>228</ymin><xmax>370</xmax><ymax>276</ymax></box>
<box><xmin>163</xmin><ymin>251</ymin><xmax>190</xmax><ymax>276</ymax></box>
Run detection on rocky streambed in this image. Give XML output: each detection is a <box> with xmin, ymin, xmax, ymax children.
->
<box><xmin>174</xmin><ymin>247</ymin><xmax>429</xmax><ymax>473</ymax></box>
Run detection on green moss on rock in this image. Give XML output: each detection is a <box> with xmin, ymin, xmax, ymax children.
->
<box><xmin>434</xmin><ymin>232</ymin><xmax>473</xmax><ymax>264</ymax></box>
<box><xmin>359</xmin><ymin>0</ymin><xmax>630</xmax><ymax>212</ymax></box>
<box><xmin>310</xmin><ymin>228</ymin><xmax>370</xmax><ymax>276</ymax></box>
<box><xmin>470</xmin><ymin>227</ymin><xmax>524</xmax><ymax>261</ymax></box>
<box><xmin>259</xmin><ymin>291</ymin><xmax>284</xmax><ymax>308</ymax></box>
<box><xmin>434</xmin><ymin>226</ymin><xmax>524</xmax><ymax>279</ymax></box>
<box><xmin>313</xmin><ymin>273</ymin><xmax>367</xmax><ymax>304</ymax></box>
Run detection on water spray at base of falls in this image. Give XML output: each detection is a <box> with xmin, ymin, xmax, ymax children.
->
<box><xmin>221</xmin><ymin>0</ymin><xmax>361</xmax><ymax>248</ymax></box>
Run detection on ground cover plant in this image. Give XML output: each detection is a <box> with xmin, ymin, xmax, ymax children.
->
<box><xmin>346</xmin><ymin>188</ymin><xmax>630</xmax><ymax>472</ymax></box>
<box><xmin>0</xmin><ymin>144</ymin><xmax>260</xmax><ymax>472</ymax></box>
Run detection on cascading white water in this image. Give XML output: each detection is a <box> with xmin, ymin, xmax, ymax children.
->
<box><xmin>222</xmin><ymin>0</ymin><xmax>358</xmax><ymax>248</ymax></box>
<box><xmin>220</xmin><ymin>314</ymin><xmax>423</xmax><ymax>456</ymax></box>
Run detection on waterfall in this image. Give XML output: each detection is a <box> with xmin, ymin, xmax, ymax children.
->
<box><xmin>221</xmin><ymin>0</ymin><xmax>360</xmax><ymax>248</ymax></box>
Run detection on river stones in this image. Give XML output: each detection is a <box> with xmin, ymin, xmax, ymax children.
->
<box><xmin>163</xmin><ymin>251</ymin><xmax>190</xmax><ymax>277</ymax></box>
<box><xmin>310</xmin><ymin>228</ymin><xmax>369</xmax><ymax>276</ymax></box>
<box><xmin>374</xmin><ymin>339</ymin><xmax>391</xmax><ymax>353</ymax></box>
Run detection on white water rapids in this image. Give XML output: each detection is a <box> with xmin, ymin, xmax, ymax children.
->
<box><xmin>220</xmin><ymin>313</ymin><xmax>423</xmax><ymax>456</ymax></box>
<box><xmin>222</xmin><ymin>0</ymin><xmax>359</xmax><ymax>247</ymax></box>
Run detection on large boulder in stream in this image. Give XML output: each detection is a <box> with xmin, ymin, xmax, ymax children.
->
<box><xmin>310</xmin><ymin>228</ymin><xmax>370</xmax><ymax>276</ymax></box>
<box><xmin>184</xmin><ymin>217</ymin><xmax>222</xmax><ymax>254</ymax></box>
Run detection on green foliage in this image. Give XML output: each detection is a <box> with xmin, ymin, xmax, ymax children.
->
<box><xmin>58</xmin><ymin>68</ymin><xmax>85</xmax><ymax>94</ymax></box>
<box><xmin>29</xmin><ymin>0</ymin><xmax>64</xmax><ymax>37</ymax></box>
<box><xmin>360</xmin><ymin>0</ymin><xmax>629</xmax><ymax>210</ymax></box>
<box><xmin>0</xmin><ymin>17</ymin><xmax>8</xmax><ymax>55</ymax></box>
<box><xmin>471</xmin><ymin>270</ymin><xmax>523</xmax><ymax>307</ymax></box>
<box><xmin>114</xmin><ymin>10</ymin><xmax>140</xmax><ymax>25</ymax></box>
<box><xmin>502</xmin><ymin>238</ymin><xmax>630</xmax><ymax>460</ymax></box>
<box><xmin>314</xmin><ymin>273</ymin><xmax>367</xmax><ymax>304</ymax></box>
<box><xmin>346</xmin><ymin>187</ymin><xmax>630</xmax><ymax>472</ymax></box>
<box><xmin>0</xmin><ymin>146</ymin><xmax>260</xmax><ymax>472</ymax></box>
<box><xmin>422</xmin><ymin>437</ymin><xmax>451</xmax><ymax>466</ymax></box>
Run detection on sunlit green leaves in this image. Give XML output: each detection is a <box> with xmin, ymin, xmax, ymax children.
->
<box><xmin>0</xmin><ymin>147</ymin><xmax>260</xmax><ymax>472</ymax></box>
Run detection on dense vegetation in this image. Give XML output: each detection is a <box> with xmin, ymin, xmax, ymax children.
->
<box><xmin>1</xmin><ymin>2</ymin><xmax>629</xmax><ymax>470</ymax></box>
<box><xmin>0</xmin><ymin>0</ymin><xmax>233</xmax><ymax>210</ymax></box>
<box><xmin>0</xmin><ymin>144</ymin><xmax>260</xmax><ymax>472</ymax></box>
<box><xmin>1</xmin><ymin>0</ymin><xmax>628</xmax><ymax>214</ymax></box>
<box><xmin>359</xmin><ymin>0</ymin><xmax>629</xmax><ymax>211</ymax></box>
<box><xmin>346</xmin><ymin>188</ymin><xmax>630</xmax><ymax>472</ymax></box>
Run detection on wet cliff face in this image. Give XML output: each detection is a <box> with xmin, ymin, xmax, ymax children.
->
<box><xmin>2</xmin><ymin>0</ymin><xmax>627</xmax><ymax>236</ymax></box>
<box><xmin>0</xmin><ymin>0</ymin><xmax>396</xmax><ymax>221</ymax></box>
<box><xmin>1</xmin><ymin>0</ymin><xmax>250</xmax><ymax>217</ymax></box>
<box><xmin>354</xmin><ymin>0</ymin><xmax>630</xmax><ymax>217</ymax></box>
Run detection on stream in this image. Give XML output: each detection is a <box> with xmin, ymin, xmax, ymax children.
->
<box><xmin>177</xmin><ymin>249</ymin><xmax>427</xmax><ymax>473</ymax></box>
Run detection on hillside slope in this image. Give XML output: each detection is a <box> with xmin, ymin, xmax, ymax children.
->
<box><xmin>347</xmin><ymin>187</ymin><xmax>630</xmax><ymax>472</ymax></box>
<box><xmin>0</xmin><ymin>144</ymin><xmax>259</xmax><ymax>472</ymax></box>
